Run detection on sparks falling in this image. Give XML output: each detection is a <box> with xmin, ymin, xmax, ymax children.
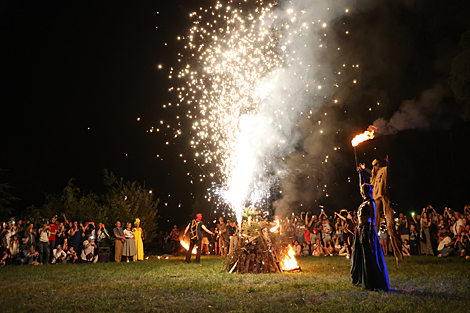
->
<box><xmin>166</xmin><ymin>1</ymin><xmax>348</xmax><ymax>223</ymax></box>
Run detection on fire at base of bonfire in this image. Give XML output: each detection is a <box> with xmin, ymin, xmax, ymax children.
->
<box><xmin>225</xmin><ymin>219</ymin><xmax>300</xmax><ymax>274</ymax></box>
<box><xmin>281</xmin><ymin>245</ymin><xmax>301</xmax><ymax>272</ymax></box>
<box><xmin>180</xmin><ymin>240</ymin><xmax>197</xmax><ymax>254</ymax></box>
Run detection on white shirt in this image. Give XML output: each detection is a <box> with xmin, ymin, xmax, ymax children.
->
<box><xmin>438</xmin><ymin>236</ymin><xmax>451</xmax><ymax>251</ymax></box>
<box><xmin>38</xmin><ymin>228</ymin><xmax>50</xmax><ymax>243</ymax></box>
<box><xmin>81</xmin><ymin>240</ymin><xmax>96</xmax><ymax>260</ymax></box>
<box><xmin>52</xmin><ymin>249</ymin><xmax>67</xmax><ymax>263</ymax></box>
<box><xmin>452</xmin><ymin>219</ymin><xmax>463</xmax><ymax>236</ymax></box>
<box><xmin>124</xmin><ymin>229</ymin><xmax>134</xmax><ymax>239</ymax></box>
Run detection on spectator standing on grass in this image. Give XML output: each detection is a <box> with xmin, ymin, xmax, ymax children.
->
<box><xmin>400</xmin><ymin>215</ymin><xmax>410</xmax><ymax>242</ymax></box>
<box><xmin>378</xmin><ymin>218</ymin><xmax>388</xmax><ymax>256</ymax></box>
<box><xmin>68</xmin><ymin>222</ymin><xmax>81</xmax><ymax>255</ymax></box>
<box><xmin>47</xmin><ymin>216</ymin><xmax>58</xmax><ymax>252</ymax></box>
<box><xmin>0</xmin><ymin>242</ymin><xmax>8</xmax><ymax>265</ymax></box>
<box><xmin>8</xmin><ymin>236</ymin><xmax>20</xmax><ymax>263</ymax></box>
<box><xmin>209</xmin><ymin>227</ymin><xmax>216</xmax><ymax>254</ymax></box>
<box><xmin>22</xmin><ymin>223</ymin><xmax>36</xmax><ymax>245</ymax></box>
<box><xmin>420</xmin><ymin>210</ymin><xmax>434</xmax><ymax>255</ymax></box>
<box><xmin>452</xmin><ymin>211</ymin><xmax>464</xmax><ymax>238</ymax></box>
<box><xmin>123</xmin><ymin>222</ymin><xmax>137</xmax><ymax>263</ymax></box>
<box><xmin>95</xmin><ymin>223</ymin><xmax>107</xmax><ymax>255</ymax></box>
<box><xmin>409</xmin><ymin>224</ymin><xmax>420</xmax><ymax>255</ymax></box>
<box><xmin>321</xmin><ymin>217</ymin><xmax>332</xmax><ymax>244</ymax></box>
<box><xmin>133</xmin><ymin>219</ymin><xmax>144</xmax><ymax>260</ymax></box>
<box><xmin>38</xmin><ymin>223</ymin><xmax>50</xmax><ymax>264</ymax></box>
<box><xmin>1</xmin><ymin>222</ymin><xmax>15</xmax><ymax>248</ymax></box>
<box><xmin>56</xmin><ymin>223</ymin><xmax>67</xmax><ymax>250</ymax></box>
<box><xmin>113</xmin><ymin>221</ymin><xmax>125</xmax><ymax>263</ymax></box>
<box><xmin>170</xmin><ymin>224</ymin><xmax>180</xmax><ymax>255</ymax></box>
<box><xmin>217</xmin><ymin>217</ymin><xmax>229</xmax><ymax>257</ymax></box>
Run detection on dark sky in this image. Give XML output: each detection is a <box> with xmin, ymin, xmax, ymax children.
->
<box><xmin>1</xmin><ymin>0</ymin><xmax>470</xmax><ymax>229</ymax></box>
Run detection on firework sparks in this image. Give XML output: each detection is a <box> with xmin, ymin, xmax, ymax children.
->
<box><xmin>165</xmin><ymin>1</ymin><xmax>348</xmax><ymax>223</ymax></box>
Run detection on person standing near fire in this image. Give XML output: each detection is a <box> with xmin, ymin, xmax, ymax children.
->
<box><xmin>351</xmin><ymin>183</ymin><xmax>390</xmax><ymax>291</ymax></box>
<box><xmin>183</xmin><ymin>213</ymin><xmax>215</xmax><ymax>263</ymax></box>
<box><xmin>358</xmin><ymin>155</ymin><xmax>402</xmax><ymax>259</ymax></box>
<box><xmin>170</xmin><ymin>225</ymin><xmax>180</xmax><ymax>255</ymax></box>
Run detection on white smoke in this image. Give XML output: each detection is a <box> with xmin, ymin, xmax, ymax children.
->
<box><xmin>373</xmin><ymin>84</ymin><xmax>447</xmax><ymax>135</ymax></box>
<box><xmin>224</xmin><ymin>1</ymin><xmax>354</xmax><ymax>222</ymax></box>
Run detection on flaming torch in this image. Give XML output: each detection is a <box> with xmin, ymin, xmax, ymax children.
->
<box><xmin>180</xmin><ymin>240</ymin><xmax>197</xmax><ymax>255</ymax></box>
<box><xmin>351</xmin><ymin>125</ymin><xmax>377</xmax><ymax>186</ymax></box>
<box><xmin>269</xmin><ymin>219</ymin><xmax>280</xmax><ymax>233</ymax></box>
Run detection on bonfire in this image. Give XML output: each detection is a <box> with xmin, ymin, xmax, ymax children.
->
<box><xmin>225</xmin><ymin>218</ymin><xmax>300</xmax><ymax>274</ymax></box>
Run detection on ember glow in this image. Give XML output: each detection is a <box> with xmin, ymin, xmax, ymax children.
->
<box><xmin>166</xmin><ymin>1</ymin><xmax>350</xmax><ymax>223</ymax></box>
<box><xmin>180</xmin><ymin>240</ymin><xmax>197</xmax><ymax>254</ymax></box>
<box><xmin>269</xmin><ymin>219</ymin><xmax>280</xmax><ymax>232</ymax></box>
<box><xmin>351</xmin><ymin>126</ymin><xmax>377</xmax><ymax>147</ymax></box>
<box><xmin>281</xmin><ymin>244</ymin><xmax>299</xmax><ymax>271</ymax></box>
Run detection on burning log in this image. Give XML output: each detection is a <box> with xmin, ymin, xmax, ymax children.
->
<box><xmin>225</xmin><ymin>219</ymin><xmax>299</xmax><ymax>274</ymax></box>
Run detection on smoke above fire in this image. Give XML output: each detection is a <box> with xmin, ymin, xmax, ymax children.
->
<box><xmin>373</xmin><ymin>84</ymin><xmax>448</xmax><ymax>135</ymax></box>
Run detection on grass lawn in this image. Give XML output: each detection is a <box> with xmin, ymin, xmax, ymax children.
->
<box><xmin>0</xmin><ymin>255</ymin><xmax>469</xmax><ymax>312</ymax></box>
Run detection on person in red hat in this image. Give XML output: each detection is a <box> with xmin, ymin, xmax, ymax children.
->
<box><xmin>183</xmin><ymin>213</ymin><xmax>214</xmax><ymax>263</ymax></box>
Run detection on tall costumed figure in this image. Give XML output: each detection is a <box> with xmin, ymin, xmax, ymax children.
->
<box><xmin>350</xmin><ymin>183</ymin><xmax>390</xmax><ymax>291</ymax></box>
<box><xmin>353</xmin><ymin>127</ymin><xmax>403</xmax><ymax>259</ymax></box>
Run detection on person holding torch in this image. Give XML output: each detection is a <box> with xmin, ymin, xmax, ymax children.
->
<box><xmin>183</xmin><ymin>213</ymin><xmax>215</xmax><ymax>264</ymax></box>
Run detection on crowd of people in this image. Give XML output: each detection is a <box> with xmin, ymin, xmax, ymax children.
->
<box><xmin>0</xmin><ymin>214</ymin><xmax>145</xmax><ymax>265</ymax></box>
<box><xmin>201</xmin><ymin>204</ymin><xmax>470</xmax><ymax>260</ymax></box>
<box><xmin>2</xmin><ymin>204</ymin><xmax>469</xmax><ymax>266</ymax></box>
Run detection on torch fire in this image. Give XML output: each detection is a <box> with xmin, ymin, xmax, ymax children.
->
<box><xmin>269</xmin><ymin>219</ymin><xmax>280</xmax><ymax>233</ymax></box>
<box><xmin>351</xmin><ymin>126</ymin><xmax>377</xmax><ymax>147</ymax></box>
<box><xmin>180</xmin><ymin>240</ymin><xmax>197</xmax><ymax>254</ymax></box>
<box><xmin>281</xmin><ymin>245</ymin><xmax>300</xmax><ymax>271</ymax></box>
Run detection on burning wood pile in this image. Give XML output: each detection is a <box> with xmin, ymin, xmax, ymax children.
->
<box><xmin>225</xmin><ymin>219</ymin><xmax>300</xmax><ymax>274</ymax></box>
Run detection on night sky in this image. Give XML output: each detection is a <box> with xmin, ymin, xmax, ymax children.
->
<box><xmin>1</xmin><ymin>0</ymin><xmax>470</xmax><ymax>230</ymax></box>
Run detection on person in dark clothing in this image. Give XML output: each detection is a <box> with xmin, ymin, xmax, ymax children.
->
<box><xmin>183</xmin><ymin>213</ymin><xmax>215</xmax><ymax>263</ymax></box>
<box><xmin>169</xmin><ymin>225</ymin><xmax>180</xmax><ymax>255</ymax></box>
<box><xmin>351</xmin><ymin>184</ymin><xmax>390</xmax><ymax>291</ymax></box>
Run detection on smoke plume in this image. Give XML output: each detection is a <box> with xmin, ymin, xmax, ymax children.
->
<box><xmin>373</xmin><ymin>84</ymin><xmax>447</xmax><ymax>135</ymax></box>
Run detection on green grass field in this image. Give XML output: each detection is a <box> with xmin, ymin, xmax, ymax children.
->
<box><xmin>0</xmin><ymin>255</ymin><xmax>469</xmax><ymax>312</ymax></box>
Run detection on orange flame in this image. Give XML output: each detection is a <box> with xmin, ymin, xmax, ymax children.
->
<box><xmin>270</xmin><ymin>219</ymin><xmax>280</xmax><ymax>232</ymax></box>
<box><xmin>180</xmin><ymin>240</ymin><xmax>197</xmax><ymax>254</ymax></box>
<box><xmin>351</xmin><ymin>126</ymin><xmax>377</xmax><ymax>147</ymax></box>
<box><xmin>281</xmin><ymin>245</ymin><xmax>299</xmax><ymax>271</ymax></box>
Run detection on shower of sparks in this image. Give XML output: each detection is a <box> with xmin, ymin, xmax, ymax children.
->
<box><xmin>162</xmin><ymin>0</ymin><xmax>352</xmax><ymax>224</ymax></box>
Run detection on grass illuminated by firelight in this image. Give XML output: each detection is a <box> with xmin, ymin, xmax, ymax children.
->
<box><xmin>0</xmin><ymin>256</ymin><xmax>469</xmax><ymax>312</ymax></box>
